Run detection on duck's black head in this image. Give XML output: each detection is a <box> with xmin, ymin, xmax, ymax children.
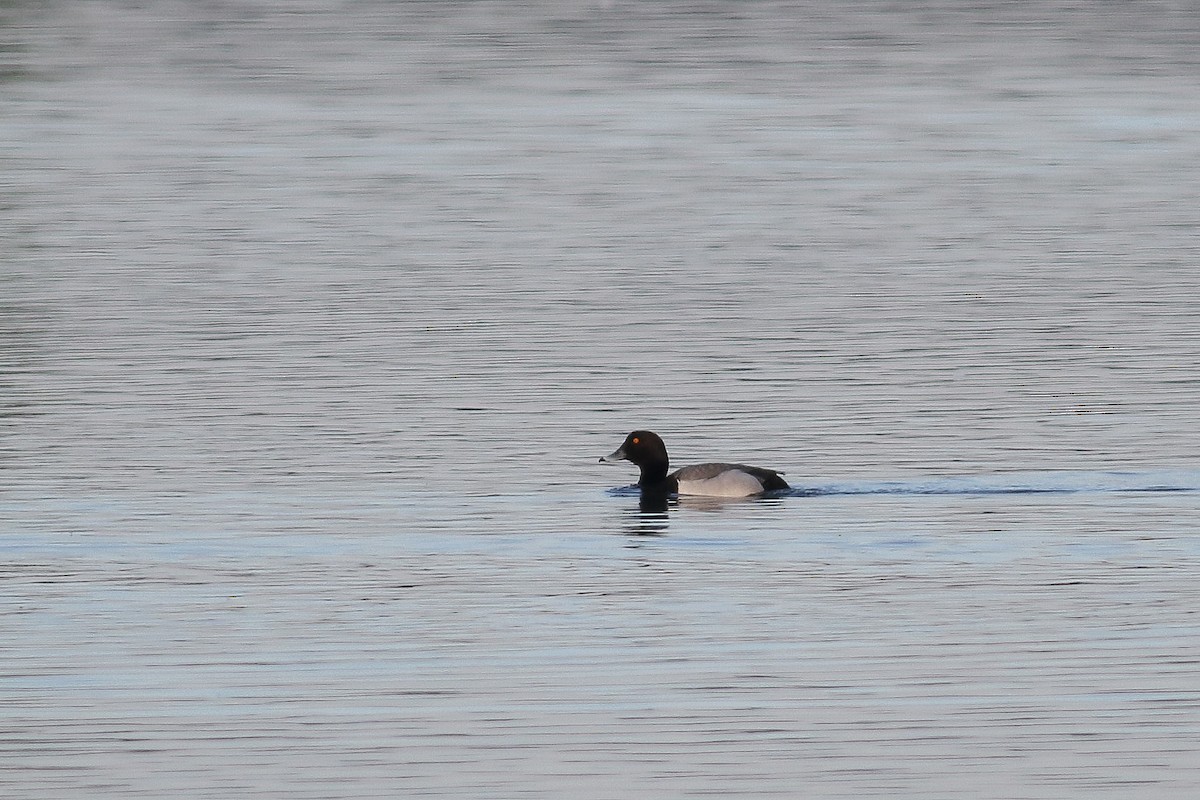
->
<box><xmin>599</xmin><ymin>430</ymin><xmax>671</xmax><ymax>487</ymax></box>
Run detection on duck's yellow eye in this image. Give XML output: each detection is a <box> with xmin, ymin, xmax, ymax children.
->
<box><xmin>631</xmin><ymin>437</ymin><xmax>640</xmax><ymax>445</ymax></box>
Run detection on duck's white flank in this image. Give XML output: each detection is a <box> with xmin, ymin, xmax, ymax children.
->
<box><xmin>676</xmin><ymin>469</ymin><xmax>767</xmax><ymax>498</ymax></box>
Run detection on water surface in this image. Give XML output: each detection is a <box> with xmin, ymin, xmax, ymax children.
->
<box><xmin>3</xmin><ymin>2</ymin><xmax>1200</xmax><ymax>797</ymax></box>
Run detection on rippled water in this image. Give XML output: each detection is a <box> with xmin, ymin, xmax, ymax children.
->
<box><xmin>3</xmin><ymin>2</ymin><xmax>1200</xmax><ymax>797</ymax></box>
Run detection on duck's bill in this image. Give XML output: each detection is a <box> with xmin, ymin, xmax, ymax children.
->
<box><xmin>599</xmin><ymin>446</ymin><xmax>627</xmax><ymax>463</ymax></box>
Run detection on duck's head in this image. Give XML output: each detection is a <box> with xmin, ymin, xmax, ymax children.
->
<box><xmin>599</xmin><ymin>430</ymin><xmax>669</xmax><ymax>470</ymax></box>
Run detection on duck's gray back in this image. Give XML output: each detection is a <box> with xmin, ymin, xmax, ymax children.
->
<box><xmin>673</xmin><ymin>462</ymin><xmax>783</xmax><ymax>482</ymax></box>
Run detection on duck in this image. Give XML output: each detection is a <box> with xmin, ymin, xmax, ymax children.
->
<box><xmin>599</xmin><ymin>430</ymin><xmax>789</xmax><ymax>498</ymax></box>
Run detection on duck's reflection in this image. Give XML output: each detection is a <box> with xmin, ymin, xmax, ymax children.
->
<box><xmin>621</xmin><ymin>491</ymin><xmax>671</xmax><ymax>537</ymax></box>
<box><xmin>638</xmin><ymin>491</ymin><xmax>671</xmax><ymax>515</ymax></box>
<box><xmin>618</xmin><ymin>491</ymin><xmax>788</xmax><ymax>540</ymax></box>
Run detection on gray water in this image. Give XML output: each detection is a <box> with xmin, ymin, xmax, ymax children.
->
<box><xmin>3</xmin><ymin>1</ymin><xmax>1200</xmax><ymax>797</ymax></box>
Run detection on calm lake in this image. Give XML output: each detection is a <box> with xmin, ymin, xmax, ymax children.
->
<box><xmin>3</xmin><ymin>1</ymin><xmax>1200</xmax><ymax>797</ymax></box>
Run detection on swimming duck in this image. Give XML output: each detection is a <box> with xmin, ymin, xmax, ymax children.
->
<box><xmin>600</xmin><ymin>430</ymin><xmax>789</xmax><ymax>498</ymax></box>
